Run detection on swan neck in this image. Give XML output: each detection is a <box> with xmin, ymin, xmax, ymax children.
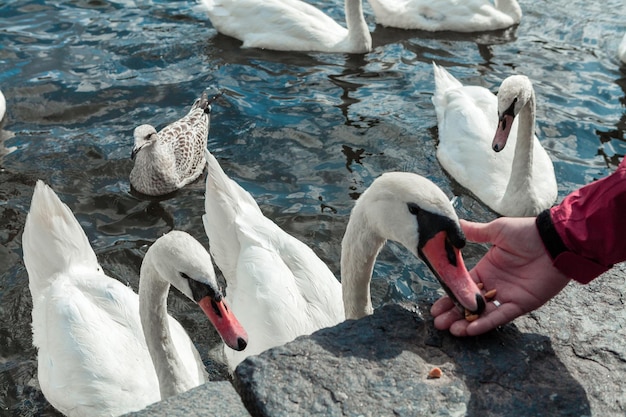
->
<box><xmin>344</xmin><ymin>0</ymin><xmax>370</xmax><ymax>51</ymax></box>
<box><xmin>502</xmin><ymin>90</ymin><xmax>537</xmax><ymax>208</ymax></box>
<box><xmin>341</xmin><ymin>207</ymin><xmax>385</xmax><ymax>320</ymax></box>
<box><xmin>139</xmin><ymin>261</ymin><xmax>192</xmax><ymax>399</ymax></box>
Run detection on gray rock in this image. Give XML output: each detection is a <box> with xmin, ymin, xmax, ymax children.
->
<box><xmin>234</xmin><ymin>303</ymin><xmax>590</xmax><ymax>417</ymax></box>
<box><xmin>135</xmin><ymin>264</ymin><xmax>625</xmax><ymax>417</ymax></box>
<box><xmin>515</xmin><ymin>263</ymin><xmax>626</xmax><ymax>415</ymax></box>
<box><xmin>125</xmin><ymin>381</ymin><xmax>250</xmax><ymax>417</ymax></box>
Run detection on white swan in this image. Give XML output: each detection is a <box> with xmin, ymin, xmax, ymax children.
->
<box><xmin>367</xmin><ymin>0</ymin><xmax>522</xmax><ymax>32</ymax></box>
<box><xmin>202</xmin><ymin>149</ymin><xmax>344</xmax><ymax>371</ymax></box>
<box><xmin>130</xmin><ymin>91</ymin><xmax>219</xmax><ymax>196</ymax></box>
<box><xmin>202</xmin><ymin>150</ymin><xmax>485</xmax><ymax>370</ymax></box>
<box><xmin>432</xmin><ymin>63</ymin><xmax>557</xmax><ymax>217</ymax></box>
<box><xmin>23</xmin><ymin>181</ymin><xmax>248</xmax><ymax>416</ymax></box>
<box><xmin>341</xmin><ymin>172</ymin><xmax>485</xmax><ymax>320</ymax></box>
<box><xmin>200</xmin><ymin>0</ymin><xmax>371</xmax><ymax>53</ymax></box>
<box><xmin>0</xmin><ymin>88</ymin><xmax>6</xmax><ymax>122</ymax></box>
<box><xmin>619</xmin><ymin>33</ymin><xmax>626</xmax><ymax>64</ymax></box>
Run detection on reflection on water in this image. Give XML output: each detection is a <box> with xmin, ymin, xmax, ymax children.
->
<box><xmin>0</xmin><ymin>0</ymin><xmax>625</xmax><ymax>414</ymax></box>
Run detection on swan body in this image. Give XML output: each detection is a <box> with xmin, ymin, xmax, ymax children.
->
<box><xmin>367</xmin><ymin>0</ymin><xmax>521</xmax><ymax>32</ymax></box>
<box><xmin>619</xmin><ymin>33</ymin><xmax>626</xmax><ymax>64</ymax></box>
<box><xmin>341</xmin><ymin>172</ymin><xmax>485</xmax><ymax>320</ymax></box>
<box><xmin>23</xmin><ymin>181</ymin><xmax>247</xmax><ymax>416</ymax></box>
<box><xmin>203</xmin><ymin>147</ymin><xmax>484</xmax><ymax>367</ymax></box>
<box><xmin>130</xmin><ymin>92</ymin><xmax>216</xmax><ymax>196</ymax></box>
<box><xmin>432</xmin><ymin>63</ymin><xmax>557</xmax><ymax>217</ymax></box>
<box><xmin>0</xmin><ymin>88</ymin><xmax>5</xmax><ymax>122</ymax></box>
<box><xmin>202</xmin><ymin>150</ymin><xmax>344</xmax><ymax>371</ymax></box>
<box><xmin>201</xmin><ymin>0</ymin><xmax>371</xmax><ymax>53</ymax></box>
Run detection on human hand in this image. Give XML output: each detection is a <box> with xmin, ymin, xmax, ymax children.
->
<box><xmin>430</xmin><ymin>217</ymin><xmax>571</xmax><ymax>336</ymax></box>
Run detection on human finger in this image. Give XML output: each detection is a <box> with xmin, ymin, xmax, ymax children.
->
<box><xmin>454</xmin><ymin>301</ymin><xmax>523</xmax><ymax>337</ymax></box>
<box><xmin>459</xmin><ymin>219</ymin><xmax>497</xmax><ymax>244</ymax></box>
<box><xmin>432</xmin><ymin>305</ymin><xmax>465</xmax><ymax>330</ymax></box>
<box><xmin>430</xmin><ymin>295</ymin><xmax>457</xmax><ymax>316</ymax></box>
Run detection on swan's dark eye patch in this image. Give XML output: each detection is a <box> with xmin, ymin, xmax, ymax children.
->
<box><xmin>181</xmin><ymin>273</ymin><xmax>222</xmax><ymax>302</ymax></box>
<box><xmin>407</xmin><ymin>202</ymin><xmax>420</xmax><ymax>215</ymax></box>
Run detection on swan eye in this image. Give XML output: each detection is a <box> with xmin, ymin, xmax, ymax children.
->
<box><xmin>407</xmin><ymin>203</ymin><xmax>420</xmax><ymax>215</ymax></box>
<box><xmin>180</xmin><ymin>272</ymin><xmax>191</xmax><ymax>280</ymax></box>
<box><xmin>513</xmin><ymin>97</ymin><xmax>518</xmax><ymax>103</ymax></box>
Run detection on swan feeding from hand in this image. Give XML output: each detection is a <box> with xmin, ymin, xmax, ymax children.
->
<box><xmin>341</xmin><ymin>172</ymin><xmax>485</xmax><ymax>320</ymax></box>
<box><xmin>200</xmin><ymin>0</ymin><xmax>371</xmax><ymax>53</ymax></box>
<box><xmin>432</xmin><ymin>63</ymin><xmax>557</xmax><ymax>217</ymax></box>
<box><xmin>23</xmin><ymin>181</ymin><xmax>247</xmax><ymax>416</ymax></box>
<box><xmin>202</xmin><ymin>148</ymin><xmax>484</xmax><ymax>371</ymax></box>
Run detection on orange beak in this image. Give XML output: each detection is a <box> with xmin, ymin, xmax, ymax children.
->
<box><xmin>419</xmin><ymin>231</ymin><xmax>485</xmax><ymax>314</ymax></box>
<box><xmin>492</xmin><ymin>113</ymin><xmax>515</xmax><ymax>152</ymax></box>
<box><xmin>198</xmin><ymin>296</ymin><xmax>248</xmax><ymax>351</ymax></box>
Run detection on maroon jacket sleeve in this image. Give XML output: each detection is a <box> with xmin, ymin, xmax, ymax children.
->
<box><xmin>536</xmin><ymin>158</ymin><xmax>626</xmax><ymax>284</ymax></box>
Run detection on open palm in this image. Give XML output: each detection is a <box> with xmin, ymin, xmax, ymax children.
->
<box><xmin>431</xmin><ymin>218</ymin><xmax>571</xmax><ymax>336</ymax></box>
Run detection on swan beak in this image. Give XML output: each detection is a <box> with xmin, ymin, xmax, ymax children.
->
<box><xmin>492</xmin><ymin>113</ymin><xmax>515</xmax><ymax>152</ymax></box>
<box><xmin>419</xmin><ymin>231</ymin><xmax>485</xmax><ymax>315</ymax></box>
<box><xmin>198</xmin><ymin>296</ymin><xmax>248</xmax><ymax>351</ymax></box>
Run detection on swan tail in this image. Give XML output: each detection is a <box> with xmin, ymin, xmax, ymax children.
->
<box><xmin>23</xmin><ymin>181</ymin><xmax>99</xmax><ymax>294</ymax></box>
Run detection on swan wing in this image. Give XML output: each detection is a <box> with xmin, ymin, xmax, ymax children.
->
<box><xmin>23</xmin><ymin>181</ymin><xmax>100</xmax><ymax>298</ymax></box>
<box><xmin>32</xmin><ymin>270</ymin><xmax>161</xmax><ymax>416</ymax></box>
<box><xmin>223</xmin><ymin>218</ymin><xmax>343</xmax><ymax>369</ymax></box>
<box><xmin>203</xmin><ymin>149</ymin><xmax>262</xmax><ymax>282</ymax></box>
<box><xmin>368</xmin><ymin>0</ymin><xmax>521</xmax><ymax>31</ymax></box>
<box><xmin>201</xmin><ymin>0</ymin><xmax>348</xmax><ymax>51</ymax></box>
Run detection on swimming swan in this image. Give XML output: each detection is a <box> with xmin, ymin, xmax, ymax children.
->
<box><xmin>200</xmin><ymin>0</ymin><xmax>371</xmax><ymax>53</ymax></box>
<box><xmin>0</xmin><ymin>88</ymin><xmax>5</xmax><ymax>122</ymax></box>
<box><xmin>23</xmin><ymin>181</ymin><xmax>247</xmax><ymax>416</ymax></box>
<box><xmin>202</xmin><ymin>150</ymin><xmax>484</xmax><ymax>370</ymax></box>
<box><xmin>366</xmin><ymin>0</ymin><xmax>522</xmax><ymax>32</ymax></box>
<box><xmin>432</xmin><ymin>63</ymin><xmax>557</xmax><ymax>217</ymax></box>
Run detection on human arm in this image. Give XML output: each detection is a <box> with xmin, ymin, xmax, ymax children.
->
<box><xmin>431</xmin><ymin>159</ymin><xmax>626</xmax><ymax>336</ymax></box>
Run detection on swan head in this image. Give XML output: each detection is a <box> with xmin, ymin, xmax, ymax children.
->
<box><xmin>131</xmin><ymin>124</ymin><xmax>158</xmax><ymax>160</ymax></box>
<box><xmin>351</xmin><ymin>172</ymin><xmax>485</xmax><ymax>315</ymax></box>
<box><xmin>492</xmin><ymin>75</ymin><xmax>533</xmax><ymax>152</ymax></box>
<box><xmin>145</xmin><ymin>231</ymin><xmax>248</xmax><ymax>351</ymax></box>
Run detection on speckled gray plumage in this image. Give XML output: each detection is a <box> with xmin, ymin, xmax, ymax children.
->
<box><xmin>130</xmin><ymin>92</ymin><xmax>213</xmax><ymax>196</ymax></box>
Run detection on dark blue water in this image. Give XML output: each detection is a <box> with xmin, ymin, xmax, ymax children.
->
<box><xmin>1</xmin><ymin>0</ymin><xmax>625</xmax><ymax>414</ymax></box>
